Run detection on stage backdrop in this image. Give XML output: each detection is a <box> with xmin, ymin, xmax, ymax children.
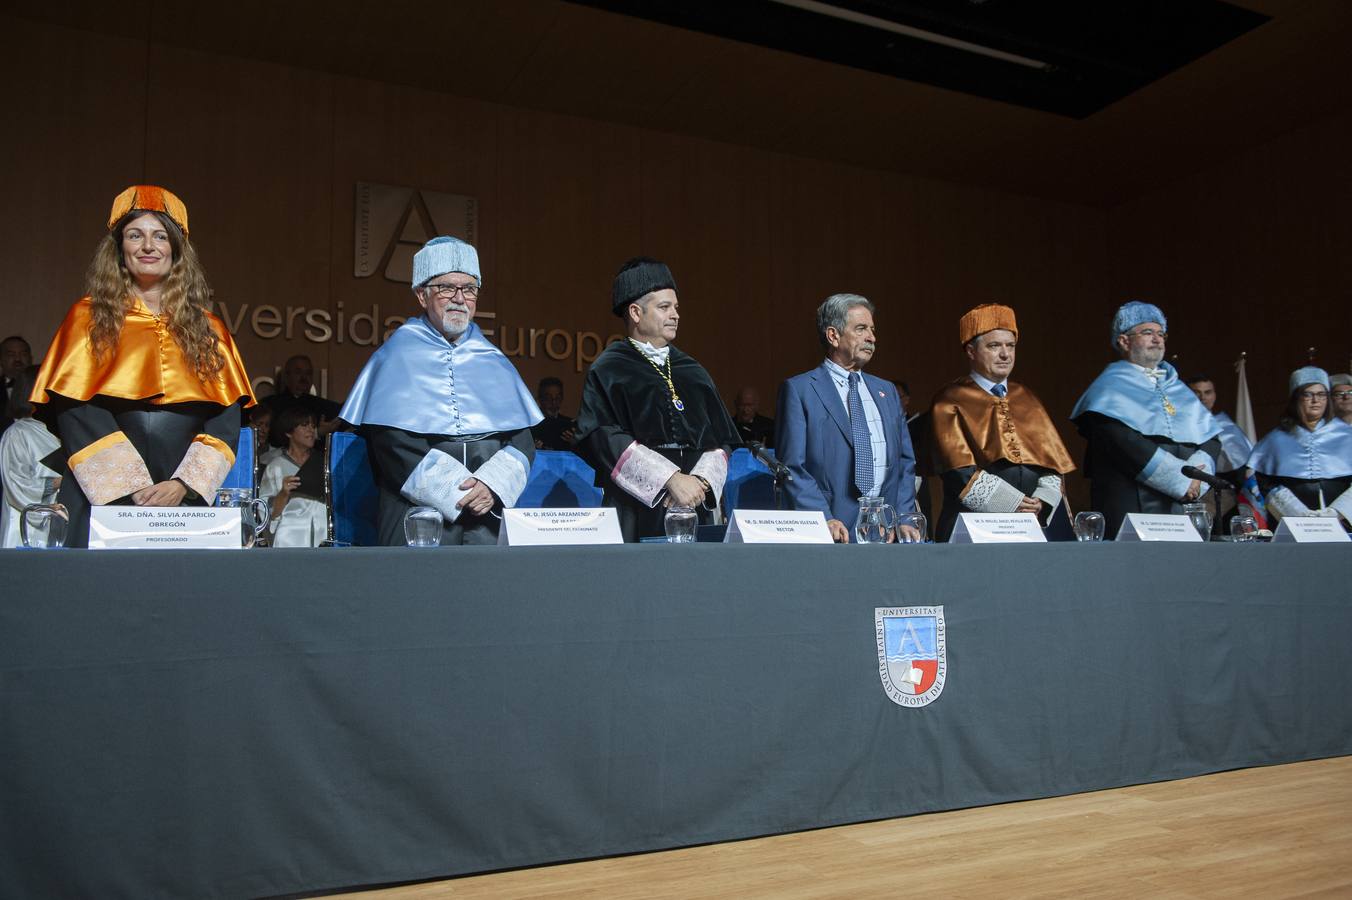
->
<box><xmin>2</xmin><ymin>13</ymin><xmax>1350</xmax><ymax>513</ymax></box>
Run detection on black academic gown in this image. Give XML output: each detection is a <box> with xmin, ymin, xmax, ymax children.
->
<box><xmin>361</xmin><ymin>425</ymin><xmax>536</xmax><ymax>546</ymax></box>
<box><xmin>574</xmin><ymin>340</ymin><xmax>740</xmax><ymax>542</ymax></box>
<box><xmin>41</xmin><ymin>397</ymin><xmax>239</xmax><ymax>547</ymax></box>
<box><xmin>1074</xmin><ymin>411</ymin><xmax>1223</xmax><ymax>539</ymax></box>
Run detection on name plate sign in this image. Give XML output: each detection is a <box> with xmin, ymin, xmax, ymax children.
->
<box><xmin>499</xmin><ymin>508</ymin><xmax>623</xmax><ymax>546</ymax></box>
<box><xmin>724</xmin><ymin>510</ymin><xmax>832</xmax><ymax>543</ymax></box>
<box><xmin>89</xmin><ymin>507</ymin><xmax>241</xmax><ymax>549</ymax></box>
<box><xmin>1115</xmin><ymin>513</ymin><xmax>1203</xmax><ymax>542</ymax></box>
<box><xmin>949</xmin><ymin>512</ymin><xmax>1046</xmax><ymax>544</ymax></box>
<box><xmin>1271</xmin><ymin>517</ymin><xmax>1351</xmax><ymax>543</ymax></box>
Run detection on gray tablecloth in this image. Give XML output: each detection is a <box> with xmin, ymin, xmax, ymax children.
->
<box><xmin>2</xmin><ymin>543</ymin><xmax>1349</xmax><ymax>899</ymax></box>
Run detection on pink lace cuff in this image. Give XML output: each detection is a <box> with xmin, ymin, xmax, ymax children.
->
<box><xmin>612</xmin><ymin>442</ymin><xmax>680</xmax><ymax>508</ymax></box>
<box><xmin>690</xmin><ymin>449</ymin><xmax>729</xmax><ymax>499</ymax></box>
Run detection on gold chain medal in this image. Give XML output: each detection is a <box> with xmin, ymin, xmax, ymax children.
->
<box><xmin>629</xmin><ymin>339</ymin><xmax>685</xmax><ymax>412</ymax></box>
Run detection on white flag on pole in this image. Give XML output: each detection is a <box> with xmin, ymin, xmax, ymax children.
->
<box><xmin>1234</xmin><ymin>354</ymin><xmax>1257</xmax><ymax>443</ymax></box>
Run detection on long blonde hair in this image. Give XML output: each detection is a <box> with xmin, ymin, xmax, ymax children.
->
<box><xmin>84</xmin><ymin>211</ymin><xmax>225</xmax><ymax>381</ymax></box>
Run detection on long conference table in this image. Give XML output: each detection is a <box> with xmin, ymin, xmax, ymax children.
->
<box><xmin>2</xmin><ymin>543</ymin><xmax>1350</xmax><ymax>899</ymax></box>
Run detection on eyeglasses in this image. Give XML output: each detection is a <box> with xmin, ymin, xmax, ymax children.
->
<box><xmin>424</xmin><ymin>282</ymin><xmax>480</xmax><ymax>300</ymax></box>
<box><xmin>1299</xmin><ymin>390</ymin><xmax>1328</xmax><ymax>401</ymax></box>
<box><xmin>1333</xmin><ymin>390</ymin><xmax>1352</xmax><ymax>400</ymax></box>
<box><xmin>1127</xmin><ymin>328</ymin><xmax>1167</xmax><ymax>340</ymax></box>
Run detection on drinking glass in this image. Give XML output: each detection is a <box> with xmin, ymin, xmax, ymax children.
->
<box><xmin>1229</xmin><ymin>515</ymin><xmax>1258</xmax><ymax>542</ymax></box>
<box><xmin>404</xmin><ymin>506</ymin><xmax>443</xmax><ymax>547</ymax></box>
<box><xmin>895</xmin><ymin>511</ymin><xmax>928</xmax><ymax>544</ymax></box>
<box><xmin>1073</xmin><ymin>511</ymin><xmax>1105</xmax><ymax>542</ymax></box>
<box><xmin>1182</xmin><ymin>502</ymin><xmax>1212</xmax><ymax>541</ymax></box>
<box><xmin>664</xmin><ymin>505</ymin><xmax>697</xmax><ymax>543</ymax></box>
<box><xmin>21</xmin><ymin>502</ymin><xmax>68</xmax><ymax>549</ymax></box>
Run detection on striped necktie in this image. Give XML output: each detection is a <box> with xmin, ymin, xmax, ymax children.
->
<box><xmin>991</xmin><ymin>383</ymin><xmax>1007</xmax><ymax>398</ymax></box>
<box><xmin>848</xmin><ymin>372</ymin><xmax>874</xmax><ymax>496</ymax></box>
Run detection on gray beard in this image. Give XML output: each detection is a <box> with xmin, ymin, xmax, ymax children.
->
<box><xmin>436</xmin><ymin>311</ymin><xmax>470</xmax><ymax>341</ymax></box>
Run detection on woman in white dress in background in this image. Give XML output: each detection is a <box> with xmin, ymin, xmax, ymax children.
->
<box><xmin>259</xmin><ymin>407</ymin><xmax>326</xmax><ymax>547</ymax></box>
<box><xmin>1</xmin><ymin>366</ymin><xmax>63</xmax><ymax>547</ymax></box>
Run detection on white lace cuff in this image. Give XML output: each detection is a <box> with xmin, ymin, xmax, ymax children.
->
<box><xmin>1031</xmin><ymin>473</ymin><xmax>1062</xmax><ymax>510</ymax></box>
<box><xmin>473</xmin><ymin>446</ymin><xmax>531</xmax><ymax>509</ymax></box>
<box><xmin>173</xmin><ymin>435</ymin><xmax>236</xmax><ymax>499</ymax></box>
<box><xmin>1140</xmin><ymin>448</ymin><xmax>1209</xmax><ymax>500</ymax></box>
<box><xmin>68</xmin><ymin>431</ymin><xmax>154</xmax><ymax>505</ymax></box>
<box><xmin>612</xmin><ymin>442</ymin><xmax>681</xmax><ymax>508</ymax></box>
<box><xmin>1264</xmin><ymin>485</ymin><xmax>1310</xmax><ymax>521</ymax></box>
<box><xmin>690</xmin><ymin>449</ymin><xmax>729</xmax><ymax>499</ymax></box>
<box><xmin>960</xmin><ymin>470</ymin><xmax>1025</xmax><ymax>513</ymax></box>
<box><xmin>400</xmin><ymin>448</ymin><xmax>472</xmax><ymax>524</ymax></box>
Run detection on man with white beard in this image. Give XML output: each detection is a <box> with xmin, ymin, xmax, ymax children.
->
<box><xmin>340</xmin><ymin>237</ymin><xmax>541</xmax><ymax>545</ymax></box>
<box><xmin>1071</xmin><ymin>301</ymin><xmax>1222</xmax><ymax>539</ymax></box>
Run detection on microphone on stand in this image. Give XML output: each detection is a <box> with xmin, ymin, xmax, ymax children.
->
<box><xmin>746</xmin><ymin>440</ymin><xmax>792</xmax><ymax>482</ymax></box>
<box><xmin>1181</xmin><ymin>465</ymin><xmax>1231</xmax><ymax>492</ymax></box>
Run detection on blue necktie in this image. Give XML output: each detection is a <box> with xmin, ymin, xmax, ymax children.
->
<box><xmin>848</xmin><ymin>372</ymin><xmax>874</xmax><ymax>496</ymax></box>
<box><xmin>992</xmin><ymin>383</ymin><xmax>1007</xmax><ymax>398</ymax></box>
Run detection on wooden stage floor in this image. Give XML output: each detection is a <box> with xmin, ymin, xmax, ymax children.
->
<box><xmin>332</xmin><ymin>755</ymin><xmax>1352</xmax><ymax>899</ymax></box>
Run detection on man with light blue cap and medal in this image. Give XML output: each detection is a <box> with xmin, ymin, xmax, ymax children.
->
<box><xmin>340</xmin><ymin>236</ymin><xmax>541</xmax><ymax>545</ymax></box>
<box><xmin>1071</xmin><ymin>301</ymin><xmax>1223</xmax><ymax>538</ymax></box>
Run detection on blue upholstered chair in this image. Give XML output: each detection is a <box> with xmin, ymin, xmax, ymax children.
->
<box><xmin>325</xmin><ymin>431</ymin><xmax>379</xmax><ymax>546</ymax></box>
<box><xmin>220</xmin><ymin>426</ymin><xmax>255</xmax><ymax>494</ymax></box>
<box><xmin>518</xmin><ymin>450</ymin><xmax>603</xmax><ymax>508</ymax></box>
<box><xmin>722</xmin><ymin>447</ymin><xmax>777</xmax><ymax>512</ymax></box>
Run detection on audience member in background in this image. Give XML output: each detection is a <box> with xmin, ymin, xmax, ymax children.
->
<box><xmin>259</xmin><ymin>407</ymin><xmax>327</xmax><ymax>547</ymax></box>
<box><xmin>1</xmin><ymin>336</ymin><xmax>33</xmax><ymax>436</ymax></box>
<box><xmin>28</xmin><ymin>185</ymin><xmax>253</xmax><ymax>546</ymax></box>
<box><xmin>731</xmin><ymin>386</ymin><xmax>775</xmax><ymax>448</ymax></box>
<box><xmin>1</xmin><ymin>366</ymin><xmax>62</xmax><ymax>547</ymax></box>
<box><xmin>260</xmin><ymin>354</ymin><xmax>343</xmax><ymax>437</ymax></box>
<box><xmin>575</xmin><ymin>257</ymin><xmax>738</xmax><ymax>542</ymax></box>
<box><xmin>776</xmin><ymin>293</ymin><xmax>916</xmax><ymax>543</ymax></box>
<box><xmin>928</xmin><ymin>304</ymin><xmax>1075</xmax><ymax>541</ymax></box>
<box><xmin>1184</xmin><ymin>373</ymin><xmax>1252</xmax><ymax>473</ymax></box>
<box><xmin>894</xmin><ymin>380</ymin><xmax>911</xmax><ymax>417</ymax></box>
<box><xmin>531</xmin><ymin>376</ymin><xmax>576</xmax><ymax>450</ymax></box>
<box><xmin>1184</xmin><ymin>371</ymin><xmax>1252</xmax><ymax>533</ymax></box>
<box><xmin>1070</xmin><ymin>301</ymin><xmax>1221</xmax><ymax>539</ymax></box>
<box><xmin>246</xmin><ymin>404</ymin><xmax>277</xmax><ymax>482</ymax></box>
<box><xmin>340</xmin><ymin>236</ymin><xmax>540</xmax><ymax>546</ymax></box>
<box><xmin>1247</xmin><ymin>366</ymin><xmax>1352</xmax><ymax>527</ymax></box>
<box><xmin>1331</xmin><ymin>373</ymin><xmax>1352</xmax><ymax>426</ymax></box>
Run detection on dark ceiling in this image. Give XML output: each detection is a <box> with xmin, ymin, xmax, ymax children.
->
<box><xmin>10</xmin><ymin>1</ymin><xmax>1351</xmax><ymax>207</ymax></box>
<box><xmin>565</xmin><ymin>0</ymin><xmax>1269</xmax><ymax>118</ymax></box>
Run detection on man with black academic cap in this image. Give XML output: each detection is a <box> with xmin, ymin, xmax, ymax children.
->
<box><xmin>574</xmin><ymin>257</ymin><xmax>740</xmax><ymax>542</ymax></box>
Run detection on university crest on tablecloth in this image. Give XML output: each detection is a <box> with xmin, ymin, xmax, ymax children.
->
<box><xmin>875</xmin><ymin>606</ymin><xmax>947</xmax><ymax>708</ymax></box>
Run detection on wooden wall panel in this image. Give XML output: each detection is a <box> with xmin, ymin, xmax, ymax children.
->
<box><xmin>0</xmin><ymin>15</ymin><xmax>148</xmax><ymax>349</ymax></box>
<box><xmin>327</xmin><ymin>77</ymin><xmax>501</xmax><ymax>402</ymax></box>
<box><xmin>495</xmin><ymin>107</ymin><xmax>644</xmax><ymax>402</ymax></box>
<box><xmin>639</xmin><ymin>134</ymin><xmax>776</xmax><ymax>406</ymax></box>
<box><xmin>0</xmin><ymin>13</ymin><xmax>1142</xmax><ymax>517</ymax></box>
<box><xmin>145</xmin><ymin>43</ymin><xmax>335</xmax><ymax>392</ymax></box>
<box><xmin>1108</xmin><ymin>107</ymin><xmax>1352</xmax><ymax>434</ymax></box>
